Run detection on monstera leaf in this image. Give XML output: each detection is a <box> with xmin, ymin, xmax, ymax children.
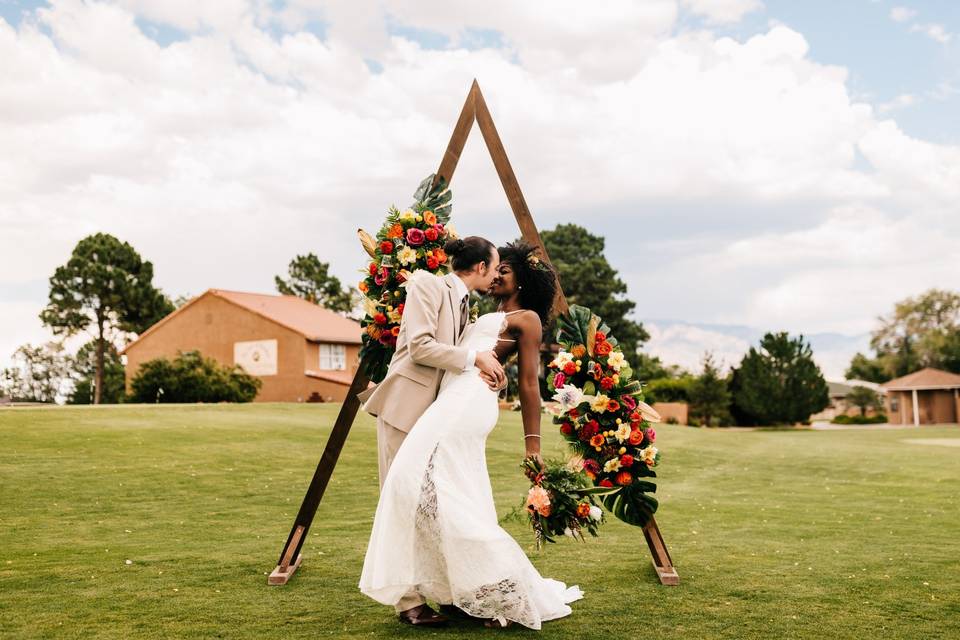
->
<box><xmin>413</xmin><ymin>174</ymin><xmax>453</xmax><ymax>224</ymax></box>
<box><xmin>602</xmin><ymin>479</ymin><xmax>659</xmax><ymax>527</ymax></box>
<box><xmin>555</xmin><ymin>304</ymin><xmax>621</xmax><ymax>357</ymax></box>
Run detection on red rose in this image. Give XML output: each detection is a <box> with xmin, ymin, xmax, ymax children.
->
<box><xmin>594</xmin><ymin>331</ymin><xmax>606</xmax><ymax>342</ymax></box>
<box><xmin>600</xmin><ymin>376</ymin><xmax>614</xmax><ymax>390</ymax></box>
<box><xmin>620</xmin><ymin>454</ymin><xmax>634</xmax><ymax>467</ymax></box>
<box><xmin>579</xmin><ymin>420</ymin><xmax>599</xmax><ymax>441</ymax></box>
<box><xmin>406</xmin><ymin>228</ymin><xmax>425</xmax><ymax>246</ymax></box>
<box><xmin>562</xmin><ymin>361</ymin><xmax>577</xmax><ymax>375</ymax></box>
<box><xmin>583</xmin><ymin>459</ymin><xmax>601</xmax><ymax>475</ymax></box>
<box><xmin>397</xmin><ymin>303</ymin><xmax>405</xmax><ymax>315</ymax></box>
<box><xmin>426</xmin><ymin>257</ymin><xmax>439</xmax><ymax>270</ymax></box>
<box><xmin>595</xmin><ymin>341</ymin><xmax>613</xmax><ymax>356</ymax></box>
<box><xmin>424</xmin><ymin>227</ymin><xmax>439</xmax><ymax>241</ymax></box>
<box><xmin>568</xmin><ymin>408</ymin><xmax>579</xmax><ymax>419</ymax></box>
<box><xmin>616</xmin><ymin>471</ymin><xmax>633</xmax><ymax>486</ymax></box>
<box><xmin>599</xmin><ymin>479</ymin><xmax>613</xmax><ymax>488</ymax></box>
<box><xmin>379</xmin><ymin>240</ymin><xmax>394</xmax><ymax>254</ymax></box>
<box><xmin>368</xmin><ymin>262</ymin><xmax>378</xmax><ymax>275</ymax></box>
<box><xmin>630</xmin><ymin>411</ymin><xmax>641</xmax><ymax>424</ymax></box>
<box><xmin>560</xmin><ymin>422</ymin><xmax>574</xmax><ymax>435</ymax></box>
<box><xmin>373</xmin><ymin>313</ymin><xmax>387</xmax><ymax>325</ymax></box>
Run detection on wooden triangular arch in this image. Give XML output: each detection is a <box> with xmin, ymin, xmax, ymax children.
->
<box><xmin>269</xmin><ymin>80</ymin><xmax>678</xmax><ymax>587</ymax></box>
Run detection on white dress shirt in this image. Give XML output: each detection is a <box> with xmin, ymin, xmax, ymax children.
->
<box><xmin>452</xmin><ymin>275</ymin><xmax>477</xmax><ymax>369</ymax></box>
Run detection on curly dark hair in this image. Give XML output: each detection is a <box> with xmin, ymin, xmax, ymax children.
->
<box><xmin>497</xmin><ymin>241</ymin><xmax>559</xmax><ymax>324</ymax></box>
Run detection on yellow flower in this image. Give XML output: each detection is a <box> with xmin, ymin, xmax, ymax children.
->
<box><xmin>615</xmin><ymin>423</ymin><xmax>631</xmax><ymax>443</ymax></box>
<box><xmin>399</xmin><ymin>208</ymin><xmax>416</xmax><ymax>222</ymax></box>
<box><xmin>603</xmin><ymin>457</ymin><xmax>621</xmax><ymax>473</ymax></box>
<box><xmin>590</xmin><ymin>394</ymin><xmax>610</xmax><ymax>413</ymax></box>
<box><xmin>397</xmin><ymin>245</ymin><xmax>418</xmax><ymax>266</ymax></box>
<box><xmin>606</xmin><ymin>351</ymin><xmax>627</xmax><ymax>371</ymax></box>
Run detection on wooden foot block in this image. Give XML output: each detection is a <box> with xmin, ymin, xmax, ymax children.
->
<box><xmin>268</xmin><ymin>553</ymin><xmax>302</xmax><ymax>586</ymax></box>
<box><xmin>655</xmin><ymin>565</ymin><xmax>680</xmax><ymax>586</ymax></box>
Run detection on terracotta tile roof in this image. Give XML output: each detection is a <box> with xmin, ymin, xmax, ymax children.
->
<box><xmin>122</xmin><ymin>288</ymin><xmax>361</xmax><ymax>354</ymax></box>
<box><xmin>881</xmin><ymin>367</ymin><xmax>960</xmax><ymax>390</ymax></box>
<box><xmin>212</xmin><ymin>290</ymin><xmax>362</xmax><ymax>344</ymax></box>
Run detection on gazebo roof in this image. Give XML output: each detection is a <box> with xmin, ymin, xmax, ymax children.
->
<box><xmin>881</xmin><ymin>367</ymin><xmax>960</xmax><ymax>391</ymax></box>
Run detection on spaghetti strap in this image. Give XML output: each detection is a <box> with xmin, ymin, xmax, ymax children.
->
<box><xmin>503</xmin><ymin>309</ymin><xmax>525</xmax><ymax>316</ymax></box>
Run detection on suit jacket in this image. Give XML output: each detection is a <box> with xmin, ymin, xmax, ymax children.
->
<box><xmin>358</xmin><ymin>271</ymin><xmax>469</xmax><ymax>433</ymax></box>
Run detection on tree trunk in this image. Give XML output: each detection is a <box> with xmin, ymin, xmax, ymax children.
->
<box><xmin>94</xmin><ymin>316</ymin><xmax>104</xmax><ymax>405</ymax></box>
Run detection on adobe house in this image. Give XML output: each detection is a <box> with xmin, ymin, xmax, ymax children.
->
<box><xmin>881</xmin><ymin>367</ymin><xmax>960</xmax><ymax>426</ymax></box>
<box><xmin>122</xmin><ymin>289</ymin><xmax>362</xmax><ymax>402</ymax></box>
<box><xmin>809</xmin><ymin>379</ymin><xmax>885</xmax><ymax>422</ymax></box>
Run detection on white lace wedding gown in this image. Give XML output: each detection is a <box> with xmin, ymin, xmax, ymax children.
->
<box><xmin>359</xmin><ymin>311</ymin><xmax>583</xmax><ymax>629</ymax></box>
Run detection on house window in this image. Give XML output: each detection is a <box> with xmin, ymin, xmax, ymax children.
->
<box><xmin>890</xmin><ymin>395</ymin><xmax>899</xmax><ymax>412</ymax></box>
<box><xmin>319</xmin><ymin>343</ymin><xmax>346</xmax><ymax>370</ymax></box>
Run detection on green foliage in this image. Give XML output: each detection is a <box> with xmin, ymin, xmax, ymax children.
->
<box><xmin>68</xmin><ymin>340</ymin><xmax>125</xmax><ymax>405</ymax></box>
<box><xmin>844</xmin><ymin>385</ymin><xmax>882</xmax><ymax>417</ymax></box>
<box><xmin>688</xmin><ymin>352</ymin><xmax>732</xmax><ymax>427</ymax></box>
<box><xmin>40</xmin><ymin>233</ymin><xmax>173</xmax><ymax>404</ymax></box>
<box><xmin>129</xmin><ymin>351</ymin><xmax>261</xmax><ymax>403</ymax></box>
<box><xmin>730</xmin><ymin>332</ymin><xmax>829</xmax><ymax>426</ymax></box>
<box><xmin>541</xmin><ymin>224</ymin><xmax>648</xmax><ymax>367</ymax></box>
<box><xmin>0</xmin><ymin>343</ymin><xmax>70</xmax><ymax>403</ymax></box>
<box><xmin>642</xmin><ymin>376</ymin><xmax>694</xmax><ymax>403</ymax></box>
<box><xmin>274</xmin><ymin>253</ymin><xmax>354</xmax><ymax>314</ymax></box>
<box><xmin>832</xmin><ymin>413</ymin><xmax>888</xmax><ymax>425</ymax></box>
<box><xmin>851</xmin><ymin>288</ymin><xmax>960</xmax><ymax>380</ymax></box>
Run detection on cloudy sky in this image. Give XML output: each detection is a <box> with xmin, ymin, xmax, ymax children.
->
<box><xmin>2</xmin><ymin>0</ymin><xmax>959</xmax><ymax>378</ymax></box>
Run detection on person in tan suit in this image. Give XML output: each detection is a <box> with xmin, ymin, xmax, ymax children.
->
<box><xmin>358</xmin><ymin>235</ymin><xmax>505</xmax><ymax>626</ymax></box>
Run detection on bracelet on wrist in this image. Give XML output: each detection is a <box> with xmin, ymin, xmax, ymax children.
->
<box><xmin>524</xmin><ymin>434</ymin><xmax>541</xmax><ymax>439</ymax></box>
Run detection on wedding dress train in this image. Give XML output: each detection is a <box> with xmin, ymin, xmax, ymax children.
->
<box><xmin>359</xmin><ymin>312</ymin><xmax>583</xmax><ymax>629</ymax></box>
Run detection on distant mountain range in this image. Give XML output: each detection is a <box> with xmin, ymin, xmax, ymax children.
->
<box><xmin>641</xmin><ymin>319</ymin><xmax>871</xmax><ymax>380</ymax></box>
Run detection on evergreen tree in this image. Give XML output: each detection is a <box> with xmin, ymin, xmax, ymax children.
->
<box><xmin>68</xmin><ymin>340</ymin><xmax>125</xmax><ymax>404</ymax></box>
<box><xmin>40</xmin><ymin>233</ymin><xmax>173</xmax><ymax>404</ymax></box>
<box><xmin>688</xmin><ymin>352</ymin><xmax>732</xmax><ymax>426</ymax></box>
<box><xmin>731</xmin><ymin>332</ymin><xmax>829</xmax><ymax>426</ymax></box>
<box><xmin>275</xmin><ymin>253</ymin><xmax>354</xmax><ymax>314</ymax></box>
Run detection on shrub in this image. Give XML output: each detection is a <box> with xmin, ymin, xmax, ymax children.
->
<box><xmin>666</xmin><ymin>416</ymin><xmax>680</xmax><ymax>425</ymax></box>
<box><xmin>643</xmin><ymin>376</ymin><xmax>694</xmax><ymax>404</ymax></box>
<box><xmin>831</xmin><ymin>413</ymin><xmax>888</xmax><ymax>425</ymax></box>
<box><xmin>129</xmin><ymin>351</ymin><xmax>261</xmax><ymax>403</ymax></box>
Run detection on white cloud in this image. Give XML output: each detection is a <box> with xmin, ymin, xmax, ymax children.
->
<box><xmin>1</xmin><ymin>0</ymin><xmax>958</xmax><ymax>377</ymax></box>
<box><xmin>878</xmin><ymin>92</ymin><xmax>915</xmax><ymax>113</ymax></box>
<box><xmin>889</xmin><ymin>6</ymin><xmax>917</xmax><ymax>23</ymax></box>
<box><xmin>910</xmin><ymin>22</ymin><xmax>952</xmax><ymax>44</ymax></box>
<box><xmin>681</xmin><ymin>0</ymin><xmax>764</xmax><ymax>24</ymax></box>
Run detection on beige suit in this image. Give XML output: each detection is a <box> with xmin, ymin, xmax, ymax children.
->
<box><xmin>358</xmin><ymin>270</ymin><xmax>468</xmax><ymax>612</ymax></box>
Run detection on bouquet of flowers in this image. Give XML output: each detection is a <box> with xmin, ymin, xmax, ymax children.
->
<box><xmin>547</xmin><ymin>305</ymin><xmax>663</xmax><ymax>528</ymax></box>
<box><xmin>521</xmin><ymin>456</ymin><xmax>609</xmax><ymax>549</ymax></box>
<box><xmin>357</xmin><ymin>174</ymin><xmax>456</xmax><ymax>382</ymax></box>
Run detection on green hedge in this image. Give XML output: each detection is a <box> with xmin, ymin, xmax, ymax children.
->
<box><xmin>831</xmin><ymin>413</ymin><xmax>888</xmax><ymax>425</ymax></box>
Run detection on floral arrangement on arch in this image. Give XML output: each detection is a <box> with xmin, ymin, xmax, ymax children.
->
<box><xmin>547</xmin><ymin>305</ymin><xmax>663</xmax><ymax>528</ymax></box>
<box><xmin>357</xmin><ymin>174</ymin><xmax>456</xmax><ymax>383</ymax></box>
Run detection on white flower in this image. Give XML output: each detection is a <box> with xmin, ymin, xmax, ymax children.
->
<box><xmin>603</xmin><ymin>457</ymin><xmax>621</xmax><ymax>473</ymax></box>
<box><xmin>606</xmin><ymin>351</ymin><xmax>627</xmax><ymax>371</ymax></box>
<box><xmin>363</xmin><ymin>298</ymin><xmax>380</xmax><ymax>318</ymax></box>
<box><xmin>552</xmin><ymin>384</ymin><xmax>584</xmax><ymax>412</ymax></box>
<box><xmin>640</xmin><ymin>445</ymin><xmax>659</xmax><ymax>465</ymax></box>
<box><xmin>397</xmin><ymin>245</ymin><xmax>418</xmax><ymax>266</ymax></box>
<box><xmin>588</xmin><ymin>505</ymin><xmax>603</xmax><ymax>521</ymax></box>
<box><xmin>446</xmin><ymin>222</ymin><xmax>460</xmax><ymax>239</ymax></box>
<box><xmin>550</xmin><ymin>351</ymin><xmax>574</xmax><ymax>369</ymax></box>
<box><xmin>615</xmin><ymin>423</ymin><xmax>631</xmax><ymax>442</ymax></box>
<box><xmin>399</xmin><ymin>208</ymin><xmax>416</xmax><ymax>222</ymax></box>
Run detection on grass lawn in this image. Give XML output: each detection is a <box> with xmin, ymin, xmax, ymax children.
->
<box><xmin>1</xmin><ymin>404</ymin><xmax>958</xmax><ymax>639</ymax></box>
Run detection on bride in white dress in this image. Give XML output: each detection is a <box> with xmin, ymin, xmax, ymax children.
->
<box><xmin>360</xmin><ymin>243</ymin><xmax>582</xmax><ymax>630</ymax></box>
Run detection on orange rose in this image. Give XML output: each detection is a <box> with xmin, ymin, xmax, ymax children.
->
<box><xmin>358</xmin><ymin>281</ymin><xmax>369</xmax><ymax>293</ymax></box>
<box><xmin>423</xmin><ymin>210</ymin><xmax>437</xmax><ymax>226</ymax></box>
<box><xmin>576</xmin><ymin>503</ymin><xmax>591</xmax><ymax>518</ymax></box>
<box><xmin>387</xmin><ymin>223</ymin><xmax>403</xmax><ymax>239</ymax></box>
<box><xmin>616</xmin><ymin>471</ymin><xmax>633</xmax><ymax>486</ymax></box>
<box><xmin>435</xmin><ymin>248</ymin><xmax>448</xmax><ymax>264</ymax></box>
<box><xmin>595</xmin><ymin>341</ymin><xmax>613</xmax><ymax>356</ymax></box>
<box><xmin>628</xmin><ymin>429</ymin><xmax>644</xmax><ymax>445</ymax></box>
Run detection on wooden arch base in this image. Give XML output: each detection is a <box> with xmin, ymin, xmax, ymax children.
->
<box><xmin>269</xmin><ymin>80</ymin><xmax>678</xmax><ymax>587</ymax></box>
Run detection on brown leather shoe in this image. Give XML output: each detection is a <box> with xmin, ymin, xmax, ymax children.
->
<box><xmin>398</xmin><ymin>604</ymin><xmax>448</xmax><ymax>627</ymax></box>
<box><xmin>439</xmin><ymin>604</ymin><xmax>485</xmax><ymax>623</ymax></box>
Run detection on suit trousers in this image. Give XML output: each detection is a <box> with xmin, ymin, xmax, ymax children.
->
<box><xmin>376</xmin><ymin>416</ymin><xmax>426</xmax><ymax>613</ymax></box>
